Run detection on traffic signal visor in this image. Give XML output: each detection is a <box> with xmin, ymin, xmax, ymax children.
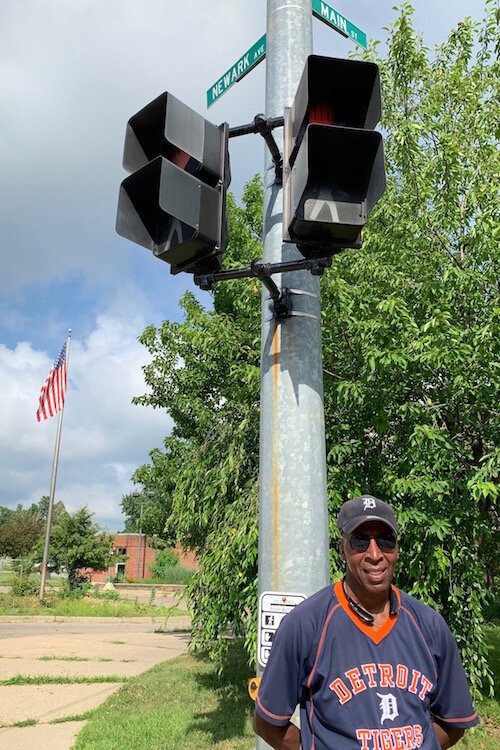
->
<box><xmin>284</xmin><ymin>56</ymin><xmax>386</xmax><ymax>255</ymax></box>
<box><xmin>116</xmin><ymin>92</ymin><xmax>230</xmax><ymax>274</ymax></box>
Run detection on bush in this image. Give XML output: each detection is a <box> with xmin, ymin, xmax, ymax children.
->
<box><xmin>149</xmin><ymin>566</ymin><xmax>196</xmax><ymax>585</ymax></box>
<box><xmin>149</xmin><ymin>548</ymin><xmax>179</xmax><ymax>579</ymax></box>
<box><xmin>11</xmin><ymin>574</ymin><xmax>39</xmax><ymax>597</ymax></box>
<box><xmin>57</xmin><ymin>579</ymin><xmax>94</xmax><ymax>600</ymax></box>
<box><xmin>101</xmin><ymin>589</ymin><xmax>121</xmax><ymax>601</ymax></box>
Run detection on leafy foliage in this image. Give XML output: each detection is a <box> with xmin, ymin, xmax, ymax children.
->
<box><xmin>131</xmin><ymin>5</ymin><xmax>498</xmax><ymax>696</ymax></box>
<box><xmin>10</xmin><ymin>574</ymin><xmax>39</xmax><ymax>597</ymax></box>
<box><xmin>47</xmin><ymin>507</ymin><xmax>114</xmax><ymax>589</ymax></box>
<box><xmin>321</xmin><ymin>1</ymin><xmax>499</xmax><ymax>696</ymax></box>
<box><xmin>0</xmin><ymin>497</ymin><xmax>67</xmax><ymax>559</ymax></box>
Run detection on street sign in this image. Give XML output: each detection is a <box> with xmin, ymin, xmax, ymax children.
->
<box><xmin>312</xmin><ymin>0</ymin><xmax>367</xmax><ymax>49</ymax></box>
<box><xmin>257</xmin><ymin>591</ymin><xmax>306</xmax><ymax>668</ymax></box>
<box><xmin>207</xmin><ymin>6</ymin><xmax>365</xmax><ymax>108</ymax></box>
<box><xmin>207</xmin><ymin>34</ymin><xmax>266</xmax><ymax>108</ymax></box>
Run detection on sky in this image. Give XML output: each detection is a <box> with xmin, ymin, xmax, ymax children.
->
<box><xmin>0</xmin><ymin>0</ymin><xmax>487</xmax><ymax>531</ymax></box>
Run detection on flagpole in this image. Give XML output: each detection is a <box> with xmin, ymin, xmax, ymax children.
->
<box><xmin>39</xmin><ymin>329</ymin><xmax>71</xmax><ymax>600</ymax></box>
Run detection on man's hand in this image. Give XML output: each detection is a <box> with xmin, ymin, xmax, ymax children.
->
<box><xmin>253</xmin><ymin>711</ymin><xmax>301</xmax><ymax>750</ymax></box>
<box><xmin>433</xmin><ymin>721</ymin><xmax>465</xmax><ymax>749</ymax></box>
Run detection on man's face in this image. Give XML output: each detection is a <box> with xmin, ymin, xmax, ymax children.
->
<box><xmin>340</xmin><ymin>520</ymin><xmax>398</xmax><ymax>597</ymax></box>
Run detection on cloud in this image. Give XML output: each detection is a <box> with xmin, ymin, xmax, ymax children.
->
<box><xmin>0</xmin><ymin>299</ymin><xmax>171</xmax><ymax>529</ymax></box>
<box><xmin>0</xmin><ymin>0</ymin><xmax>265</xmax><ymax>293</ymax></box>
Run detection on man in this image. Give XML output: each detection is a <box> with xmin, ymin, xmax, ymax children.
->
<box><xmin>254</xmin><ymin>495</ymin><xmax>478</xmax><ymax>749</ymax></box>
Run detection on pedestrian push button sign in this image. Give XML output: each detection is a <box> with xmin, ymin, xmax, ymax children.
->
<box><xmin>258</xmin><ymin>591</ymin><xmax>306</xmax><ymax>668</ymax></box>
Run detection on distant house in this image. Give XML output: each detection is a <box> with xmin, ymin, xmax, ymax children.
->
<box><xmin>86</xmin><ymin>533</ymin><xmax>198</xmax><ymax>583</ymax></box>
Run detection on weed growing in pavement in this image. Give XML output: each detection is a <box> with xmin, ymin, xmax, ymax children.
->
<box><xmin>50</xmin><ymin>710</ymin><xmax>97</xmax><ymax>724</ymax></box>
<box><xmin>0</xmin><ymin>675</ymin><xmax>128</xmax><ymax>686</ymax></box>
<box><xmin>13</xmin><ymin>718</ymin><xmax>38</xmax><ymax>728</ymax></box>
<box><xmin>38</xmin><ymin>655</ymin><xmax>90</xmax><ymax>662</ymax></box>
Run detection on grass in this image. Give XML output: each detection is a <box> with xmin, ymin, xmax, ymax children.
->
<box><xmin>51</xmin><ymin>710</ymin><xmax>97</xmax><ymax>724</ymax></box>
<box><xmin>139</xmin><ymin>567</ymin><xmax>196</xmax><ymax>585</ymax></box>
<box><xmin>0</xmin><ymin>592</ymin><xmax>188</xmax><ymax>618</ymax></box>
<box><xmin>459</xmin><ymin>624</ymin><xmax>500</xmax><ymax>749</ymax></box>
<box><xmin>13</xmin><ymin>718</ymin><xmax>37</xmax><ymax>728</ymax></box>
<box><xmin>0</xmin><ymin>674</ymin><xmax>127</xmax><ymax>686</ymax></box>
<box><xmin>73</xmin><ymin>640</ymin><xmax>255</xmax><ymax>750</ymax></box>
<box><xmin>39</xmin><ymin>655</ymin><xmax>90</xmax><ymax>662</ymax></box>
<box><xmin>74</xmin><ymin>629</ymin><xmax>500</xmax><ymax>750</ymax></box>
<box><xmin>0</xmin><ymin>710</ymin><xmax>97</xmax><ymax>729</ymax></box>
<box><xmin>0</xmin><ymin>570</ymin><xmax>65</xmax><ymax>588</ymax></box>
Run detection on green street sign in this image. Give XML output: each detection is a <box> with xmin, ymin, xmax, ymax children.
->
<box><xmin>207</xmin><ymin>34</ymin><xmax>266</xmax><ymax>108</ymax></box>
<box><xmin>312</xmin><ymin>0</ymin><xmax>367</xmax><ymax>49</ymax></box>
<box><xmin>206</xmin><ymin>6</ymin><xmax>366</xmax><ymax>108</ymax></box>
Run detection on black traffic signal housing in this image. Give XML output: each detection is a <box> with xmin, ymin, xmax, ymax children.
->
<box><xmin>116</xmin><ymin>92</ymin><xmax>231</xmax><ymax>274</ymax></box>
<box><xmin>283</xmin><ymin>56</ymin><xmax>386</xmax><ymax>258</ymax></box>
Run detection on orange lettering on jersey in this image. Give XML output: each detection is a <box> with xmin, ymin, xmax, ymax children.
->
<box><xmin>356</xmin><ymin>729</ymin><xmax>371</xmax><ymax>750</ymax></box>
<box><xmin>328</xmin><ymin>677</ymin><xmax>352</xmax><ymax>704</ymax></box>
<box><xmin>419</xmin><ymin>675</ymin><xmax>433</xmax><ymax>701</ymax></box>
<box><xmin>362</xmin><ymin>663</ymin><xmax>377</xmax><ymax>688</ymax></box>
<box><xmin>403</xmin><ymin>725</ymin><xmax>415</xmax><ymax>749</ymax></box>
<box><xmin>380</xmin><ymin>729</ymin><xmax>392</xmax><ymax>750</ymax></box>
<box><xmin>379</xmin><ymin>663</ymin><xmax>395</xmax><ymax>688</ymax></box>
<box><xmin>396</xmin><ymin>663</ymin><xmax>408</xmax><ymax>689</ymax></box>
<box><xmin>345</xmin><ymin>667</ymin><xmax>367</xmax><ymax>695</ymax></box>
<box><xmin>371</xmin><ymin>729</ymin><xmax>382</xmax><ymax>750</ymax></box>
<box><xmin>408</xmin><ymin>669</ymin><xmax>421</xmax><ymax>694</ymax></box>
<box><xmin>414</xmin><ymin>724</ymin><xmax>424</xmax><ymax>747</ymax></box>
<box><xmin>392</xmin><ymin>727</ymin><xmax>405</xmax><ymax>750</ymax></box>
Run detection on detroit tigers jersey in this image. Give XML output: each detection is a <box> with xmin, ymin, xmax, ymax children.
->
<box><xmin>255</xmin><ymin>581</ymin><xmax>478</xmax><ymax>749</ymax></box>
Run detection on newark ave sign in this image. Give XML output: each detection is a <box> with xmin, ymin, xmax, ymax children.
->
<box><xmin>206</xmin><ymin>2</ymin><xmax>366</xmax><ymax>108</ymax></box>
<box><xmin>207</xmin><ymin>34</ymin><xmax>266</xmax><ymax>108</ymax></box>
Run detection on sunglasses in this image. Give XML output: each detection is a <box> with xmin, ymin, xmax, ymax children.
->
<box><xmin>347</xmin><ymin>532</ymin><xmax>397</xmax><ymax>553</ymax></box>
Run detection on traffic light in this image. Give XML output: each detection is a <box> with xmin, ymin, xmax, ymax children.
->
<box><xmin>283</xmin><ymin>56</ymin><xmax>386</xmax><ymax>257</ymax></box>
<box><xmin>116</xmin><ymin>92</ymin><xmax>231</xmax><ymax>274</ymax></box>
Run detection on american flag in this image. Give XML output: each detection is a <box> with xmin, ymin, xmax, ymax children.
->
<box><xmin>36</xmin><ymin>341</ymin><xmax>68</xmax><ymax>422</ymax></box>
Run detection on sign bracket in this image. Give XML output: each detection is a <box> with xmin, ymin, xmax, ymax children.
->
<box><xmin>229</xmin><ymin>114</ymin><xmax>284</xmax><ymax>184</ymax></box>
<box><xmin>193</xmin><ymin>256</ymin><xmax>332</xmax><ymax>319</ymax></box>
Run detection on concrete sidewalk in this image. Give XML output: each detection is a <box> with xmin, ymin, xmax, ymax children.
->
<box><xmin>0</xmin><ymin>616</ymin><xmax>191</xmax><ymax>749</ymax></box>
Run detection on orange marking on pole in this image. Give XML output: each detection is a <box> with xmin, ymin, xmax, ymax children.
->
<box><xmin>272</xmin><ymin>319</ymin><xmax>280</xmax><ymax>589</ymax></box>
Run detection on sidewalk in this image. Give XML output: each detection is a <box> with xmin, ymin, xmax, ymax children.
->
<box><xmin>0</xmin><ymin>616</ymin><xmax>191</xmax><ymax>749</ymax></box>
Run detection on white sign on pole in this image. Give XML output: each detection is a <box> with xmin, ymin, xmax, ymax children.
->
<box><xmin>258</xmin><ymin>591</ymin><xmax>306</xmax><ymax>668</ymax></box>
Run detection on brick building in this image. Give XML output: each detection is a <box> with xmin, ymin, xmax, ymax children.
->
<box><xmin>87</xmin><ymin>533</ymin><xmax>198</xmax><ymax>583</ymax></box>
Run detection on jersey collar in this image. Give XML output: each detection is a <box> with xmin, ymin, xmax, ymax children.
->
<box><xmin>334</xmin><ymin>579</ymin><xmax>400</xmax><ymax>645</ymax></box>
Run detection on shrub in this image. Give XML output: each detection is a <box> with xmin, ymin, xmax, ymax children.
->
<box><xmin>11</xmin><ymin>575</ymin><xmax>39</xmax><ymax>597</ymax></box>
<box><xmin>149</xmin><ymin>548</ymin><xmax>179</xmax><ymax>579</ymax></box>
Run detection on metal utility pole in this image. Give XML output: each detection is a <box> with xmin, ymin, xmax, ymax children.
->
<box><xmin>39</xmin><ymin>329</ymin><xmax>72</xmax><ymax>600</ymax></box>
<box><xmin>136</xmin><ymin>496</ymin><xmax>144</xmax><ymax>581</ymax></box>
<box><xmin>256</xmin><ymin>0</ymin><xmax>330</xmax><ymax>722</ymax></box>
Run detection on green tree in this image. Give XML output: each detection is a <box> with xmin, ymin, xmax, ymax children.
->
<box><xmin>26</xmin><ymin>496</ymin><xmax>67</xmax><ymax>525</ymax></box>
<box><xmin>0</xmin><ymin>498</ymin><xmax>68</xmax><ymax>561</ymax></box>
<box><xmin>48</xmin><ymin>507</ymin><xmax>114</xmax><ymax>589</ymax></box>
<box><xmin>320</xmin><ymin>1</ymin><xmax>499</xmax><ymax>696</ymax></box>
<box><xmin>121</xmin><ymin>490</ymin><xmax>175</xmax><ymax>543</ymax></box>
<box><xmin>0</xmin><ymin>501</ymin><xmax>48</xmax><ymax>559</ymax></box>
<box><xmin>132</xmin><ymin>4</ymin><xmax>498</xmax><ymax>695</ymax></box>
<box><xmin>0</xmin><ymin>512</ymin><xmax>44</xmax><ymax>559</ymax></box>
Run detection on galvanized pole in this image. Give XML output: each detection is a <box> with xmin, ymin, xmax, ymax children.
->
<box><xmin>256</xmin><ymin>0</ymin><xmax>330</xmax><ymax>745</ymax></box>
<box><xmin>136</xmin><ymin>497</ymin><xmax>144</xmax><ymax>581</ymax></box>
<box><xmin>39</xmin><ymin>329</ymin><xmax>71</xmax><ymax>600</ymax></box>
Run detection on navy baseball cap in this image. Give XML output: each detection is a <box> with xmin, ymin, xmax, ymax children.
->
<box><xmin>337</xmin><ymin>495</ymin><xmax>398</xmax><ymax>536</ymax></box>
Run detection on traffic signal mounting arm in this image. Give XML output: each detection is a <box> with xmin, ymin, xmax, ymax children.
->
<box><xmin>229</xmin><ymin>114</ymin><xmax>284</xmax><ymax>183</ymax></box>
